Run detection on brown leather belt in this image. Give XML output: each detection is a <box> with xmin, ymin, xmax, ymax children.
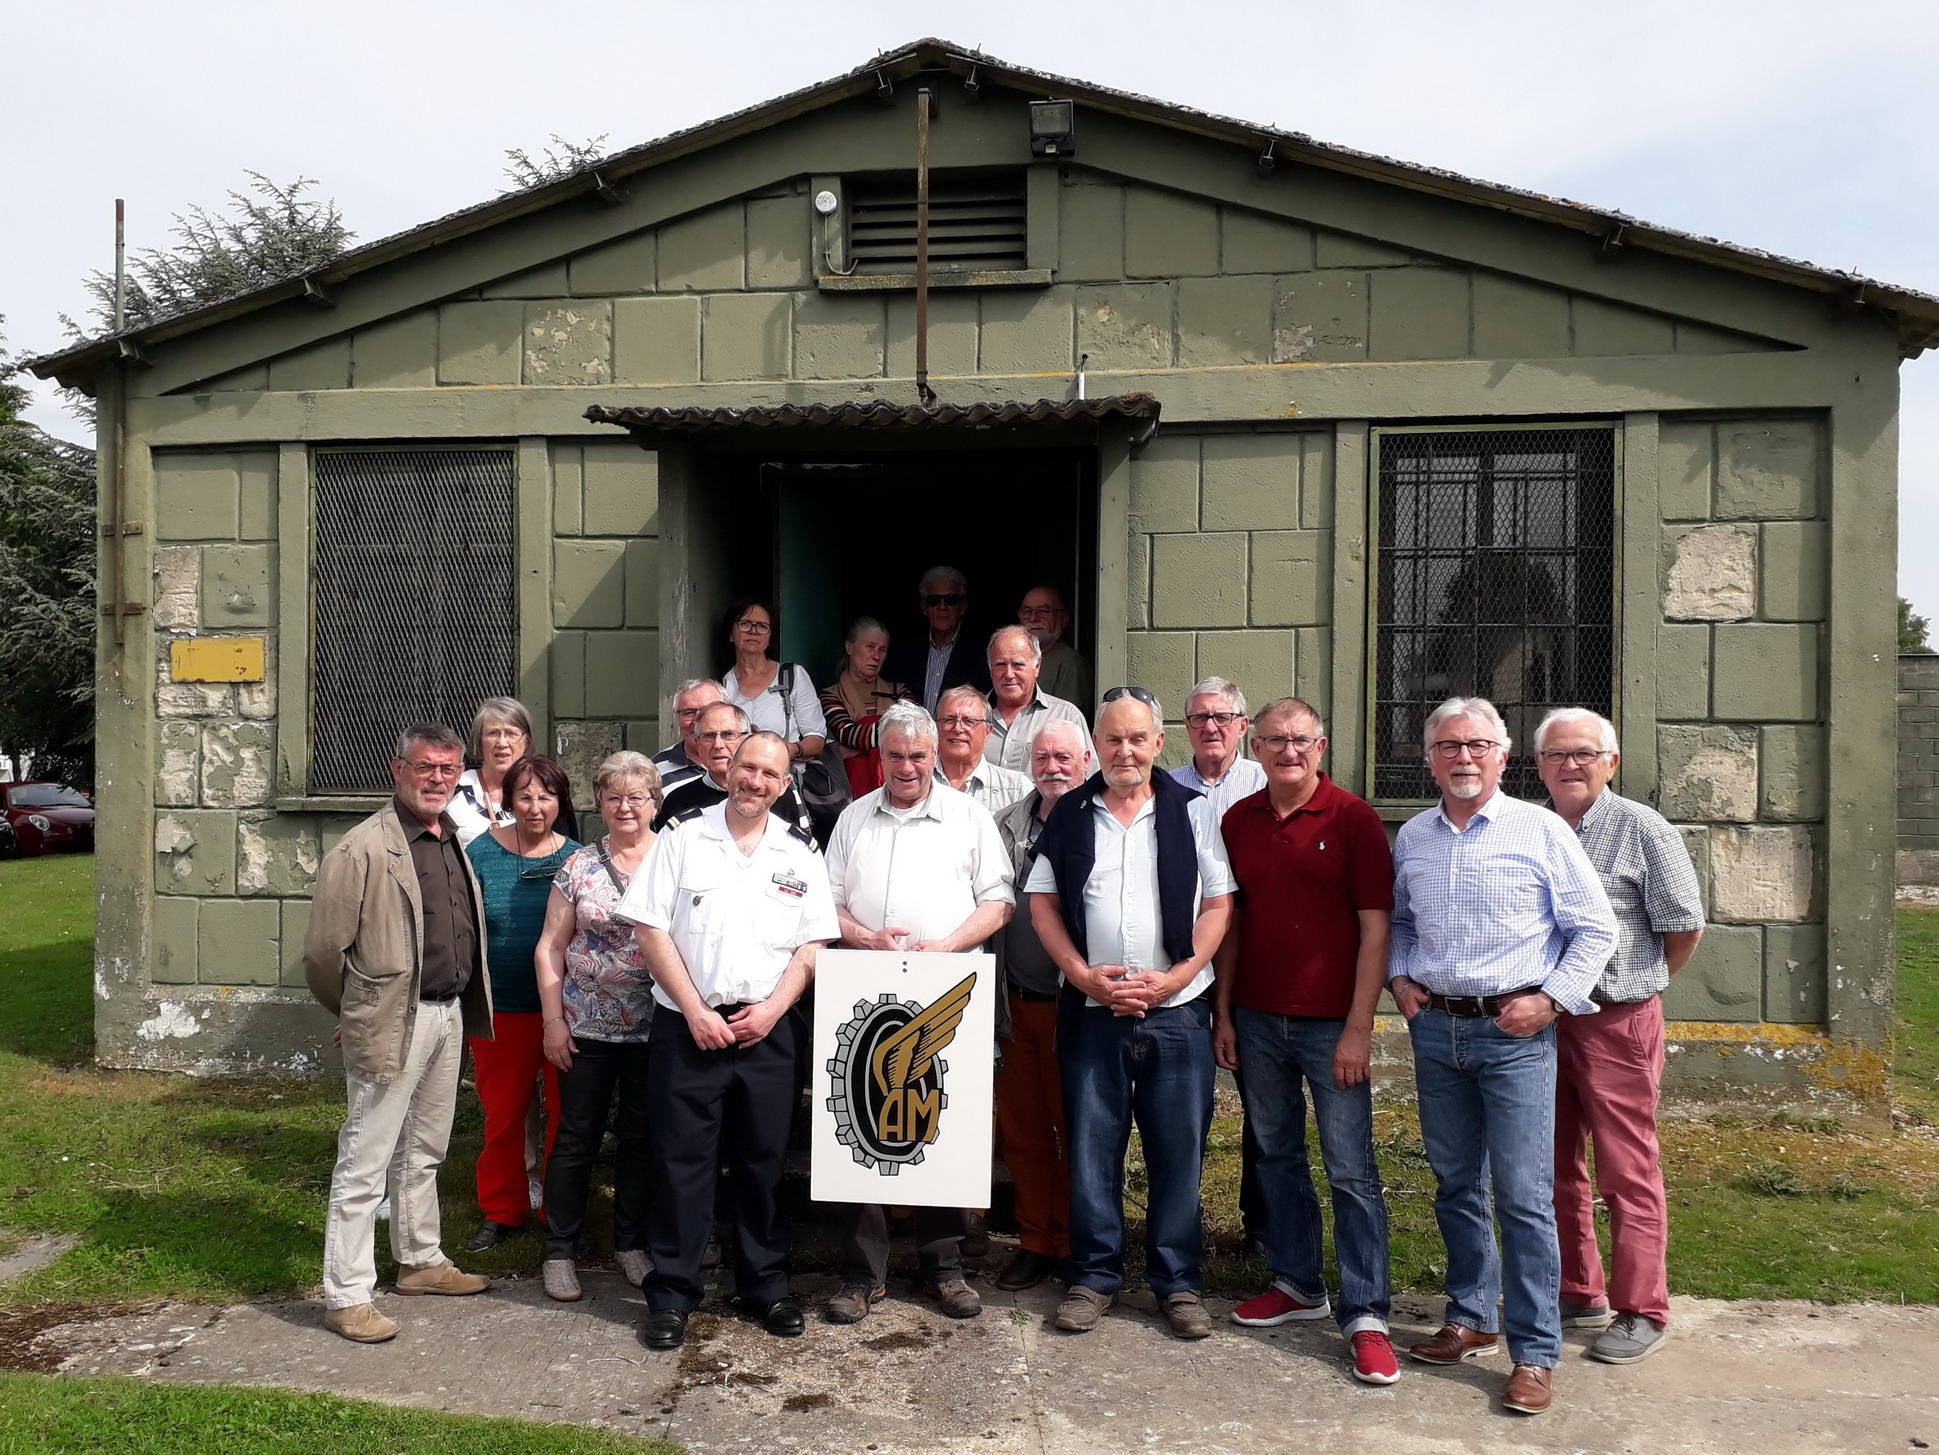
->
<box><xmin>1425</xmin><ymin>987</ymin><xmax>1543</xmax><ymax>1017</ymax></box>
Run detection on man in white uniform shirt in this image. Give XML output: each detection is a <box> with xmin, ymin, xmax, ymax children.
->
<box><xmin>621</xmin><ymin>732</ymin><xmax>838</xmax><ymax>1352</ymax></box>
<box><xmin>1027</xmin><ymin>688</ymin><xmax>1235</xmax><ymax>1341</ymax></box>
<box><xmin>823</xmin><ymin>700</ymin><xmax>1013</xmax><ymax>1324</ymax></box>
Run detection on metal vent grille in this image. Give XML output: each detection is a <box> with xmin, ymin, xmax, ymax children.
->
<box><xmin>847</xmin><ymin>170</ymin><xmax>1028</xmax><ymax>272</ymax></box>
<box><xmin>310</xmin><ymin>448</ymin><xmax>517</xmax><ymax>795</ymax></box>
<box><xmin>1373</xmin><ymin>427</ymin><xmax>1617</xmax><ymax>801</ymax></box>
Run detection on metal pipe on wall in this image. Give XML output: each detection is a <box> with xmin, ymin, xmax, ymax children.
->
<box><xmin>914</xmin><ymin>88</ymin><xmax>935</xmax><ymax>406</ymax></box>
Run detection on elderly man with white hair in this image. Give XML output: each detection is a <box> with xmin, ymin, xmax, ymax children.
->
<box><xmin>1534</xmin><ymin>707</ymin><xmax>1704</xmax><ymax>1369</ymax></box>
<box><xmin>1387</xmin><ymin>696</ymin><xmax>1617</xmax><ymax>1417</ymax></box>
<box><xmin>1171</xmin><ymin>677</ymin><xmax>1266</xmax><ymax>822</ymax></box>
<box><xmin>984</xmin><ymin>625</ymin><xmax>1089</xmax><ymax>774</ymax></box>
<box><xmin>823</xmin><ymin>700</ymin><xmax>1014</xmax><ymax>1324</ymax></box>
<box><xmin>652</xmin><ymin>679</ymin><xmax>728</xmax><ymax>796</ymax></box>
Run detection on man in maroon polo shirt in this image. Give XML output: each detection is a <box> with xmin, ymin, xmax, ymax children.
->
<box><xmin>1212</xmin><ymin>696</ymin><xmax>1399</xmax><ymax>1385</ymax></box>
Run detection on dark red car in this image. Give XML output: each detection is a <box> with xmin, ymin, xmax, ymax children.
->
<box><xmin>1</xmin><ymin>781</ymin><xmax>95</xmax><ymax>855</ymax></box>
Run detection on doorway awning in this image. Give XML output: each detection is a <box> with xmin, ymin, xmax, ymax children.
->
<box><xmin>584</xmin><ymin>392</ymin><xmax>1159</xmax><ymax>438</ymax></box>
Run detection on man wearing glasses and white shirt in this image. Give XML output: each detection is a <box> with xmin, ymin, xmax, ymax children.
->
<box><xmin>1388</xmin><ymin>696</ymin><xmax>1617</xmax><ymax>1417</ymax></box>
<box><xmin>1170</xmin><ymin>678</ymin><xmax>1266</xmax><ymax>822</ymax></box>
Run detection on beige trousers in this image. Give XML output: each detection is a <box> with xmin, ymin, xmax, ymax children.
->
<box><xmin>323</xmin><ymin>998</ymin><xmax>462</xmax><ymax>1308</ymax></box>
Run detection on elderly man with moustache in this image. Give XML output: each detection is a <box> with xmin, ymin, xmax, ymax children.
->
<box><xmin>622</xmin><ymin>732</ymin><xmax>838</xmax><ymax>1350</ymax></box>
<box><xmin>1018</xmin><ymin>585</ymin><xmax>1092</xmax><ymax>718</ymax></box>
<box><xmin>823</xmin><ymin>700</ymin><xmax>1014</xmax><ymax>1323</ymax></box>
<box><xmin>936</xmin><ymin>684</ymin><xmax>1033</xmax><ymax>814</ymax></box>
<box><xmin>1535</xmin><ymin>708</ymin><xmax>1704</xmax><ymax>1368</ymax></box>
<box><xmin>652</xmin><ymin>679</ymin><xmax>728</xmax><ymax>796</ymax></box>
<box><xmin>305</xmin><ymin>724</ymin><xmax>494</xmax><ymax>1344</ymax></box>
<box><xmin>1026</xmin><ymin>688</ymin><xmax>1235</xmax><ymax>1340</ymax></box>
<box><xmin>655</xmin><ymin>701</ymin><xmax>813</xmax><ymax>841</ymax></box>
<box><xmin>886</xmin><ymin>566</ymin><xmax>990</xmax><ymax>713</ymax></box>
<box><xmin>988</xmin><ymin>717</ymin><xmax>1093</xmax><ymax>1291</ymax></box>
<box><xmin>1388</xmin><ymin>696</ymin><xmax>1618</xmax><ymax>1417</ymax></box>
<box><xmin>984</xmin><ymin>625</ymin><xmax>1089</xmax><ymax>775</ymax></box>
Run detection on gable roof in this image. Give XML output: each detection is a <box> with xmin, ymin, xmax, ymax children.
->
<box><xmin>31</xmin><ymin>36</ymin><xmax>1939</xmax><ymax>387</ymax></box>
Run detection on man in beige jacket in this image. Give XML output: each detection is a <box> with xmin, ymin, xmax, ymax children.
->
<box><xmin>305</xmin><ymin>723</ymin><xmax>496</xmax><ymax>1342</ymax></box>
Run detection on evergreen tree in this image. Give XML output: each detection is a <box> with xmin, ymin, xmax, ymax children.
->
<box><xmin>1901</xmin><ymin>597</ymin><xmax>1935</xmax><ymax>654</ymax></box>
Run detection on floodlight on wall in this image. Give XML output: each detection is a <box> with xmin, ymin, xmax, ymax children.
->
<box><xmin>1030</xmin><ymin>99</ymin><xmax>1075</xmax><ymax>157</ymax></box>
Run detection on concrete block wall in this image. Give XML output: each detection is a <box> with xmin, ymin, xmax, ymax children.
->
<box><xmin>1897</xmin><ymin>653</ymin><xmax>1939</xmax><ymax>884</ymax></box>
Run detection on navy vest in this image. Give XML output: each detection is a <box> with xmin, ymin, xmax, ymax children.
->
<box><xmin>1033</xmin><ymin>769</ymin><xmax>1204</xmax><ymax>971</ymax></box>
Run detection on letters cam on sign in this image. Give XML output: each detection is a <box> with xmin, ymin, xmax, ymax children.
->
<box><xmin>810</xmin><ymin>949</ymin><xmax>996</xmax><ymax>1209</ymax></box>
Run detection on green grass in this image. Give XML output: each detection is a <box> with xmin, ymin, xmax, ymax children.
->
<box><xmin>1894</xmin><ymin>906</ymin><xmax>1939</xmax><ymax>1123</ymax></box>
<box><xmin>0</xmin><ymin>1373</ymin><xmax>673</xmax><ymax>1453</ymax></box>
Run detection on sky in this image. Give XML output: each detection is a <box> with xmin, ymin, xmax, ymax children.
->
<box><xmin>7</xmin><ymin>0</ymin><xmax>1937</xmax><ymax>617</ymax></box>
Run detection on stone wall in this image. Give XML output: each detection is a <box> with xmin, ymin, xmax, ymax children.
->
<box><xmin>1897</xmin><ymin>653</ymin><xmax>1939</xmax><ymax>884</ymax></box>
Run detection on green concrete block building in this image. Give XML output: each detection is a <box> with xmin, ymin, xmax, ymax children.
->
<box><xmin>32</xmin><ymin>40</ymin><xmax>1938</xmax><ymax>1098</ymax></box>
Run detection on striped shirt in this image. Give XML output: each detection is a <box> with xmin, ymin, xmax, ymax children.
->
<box><xmin>1389</xmin><ymin>791</ymin><xmax>1619</xmax><ymax>1016</ymax></box>
<box><xmin>1555</xmin><ymin>789</ymin><xmax>1706</xmax><ymax>1003</ymax></box>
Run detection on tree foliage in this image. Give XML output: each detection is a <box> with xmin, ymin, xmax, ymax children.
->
<box><xmin>1902</xmin><ymin>597</ymin><xmax>1935</xmax><ymax>655</ymax></box>
<box><xmin>0</xmin><ymin>325</ymin><xmax>96</xmax><ymax>784</ymax></box>
<box><xmin>501</xmin><ymin>134</ymin><xmax>611</xmax><ymax>192</ymax></box>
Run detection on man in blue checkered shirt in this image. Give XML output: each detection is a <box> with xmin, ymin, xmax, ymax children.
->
<box><xmin>1387</xmin><ymin>696</ymin><xmax>1618</xmax><ymax>1418</ymax></box>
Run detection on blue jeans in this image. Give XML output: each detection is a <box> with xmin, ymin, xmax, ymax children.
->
<box><xmin>1409</xmin><ymin>1007</ymin><xmax>1562</xmax><ymax>1367</ymax></box>
<box><xmin>1059</xmin><ymin>994</ymin><xmax>1215</xmax><ymax>1297</ymax></box>
<box><xmin>1234</xmin><ymin>1007</ymin><xmax>1391</xmax><ymax>1334</ymax></box>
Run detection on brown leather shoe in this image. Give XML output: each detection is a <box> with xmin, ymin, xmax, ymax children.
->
<box><xmin>928</xmin><ymin>1277</ymin><xmax>983</xmax><ymax>1319</ymax></box>
<box><xmin>1408</xmin><ymin>1322</ymin><xmax>1500</xmax><ymax>1364</ymax></box>
<box><xmin>324</xmin><ymin>1302</ymin><xmax>398</xmax><ymax>1343</ymax></box>
<box><xmin>1503</xmin><ymin>1362</ymin><xmax>1553</xmax><ymax>1415</ymax></box>
<box><xmin>823</xmin><ymin>1283</ymin><xmax>886</xmax><ymax>1325</ymax></box>
<box><xmin>395</xmin><ymin>1260</ymin><xmax>489</xmax><ymax>1296</ymax></box>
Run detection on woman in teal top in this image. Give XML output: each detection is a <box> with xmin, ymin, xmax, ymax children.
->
<box><xmin>463</xmin><ymin>755</ymin><xmax>579</xmax><ymax>1250</ymax></box>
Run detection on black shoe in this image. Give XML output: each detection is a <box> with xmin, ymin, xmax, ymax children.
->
<box><xmin>642</xmin><ymin>1308</ymin><xmax>689</xmax><ymax>1351</ymax></box>
<box><xmin>993</xmin><ymin>1248</ymin><xmax>1061</xmax><ymax>1292</ymax></box>
<box><xmin>465</xmin><ymin>1219</ymin><xmax>521</xmax><ymax>1253</ymax></box>
<box><xmin>748</xmin><ymin>1298</ymin><xmax>805</xmax><ymax>1338</ymax></box>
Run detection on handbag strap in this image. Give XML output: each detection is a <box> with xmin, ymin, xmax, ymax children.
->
<box><xmin>777</xmin><ymin>662</ymin><xmax>799</xmax><ymax>740</ymax></box>
<box><xmin>593</xmin><ymin>837</ymin><xmax>630</xmax><ymax>898</ymax></box>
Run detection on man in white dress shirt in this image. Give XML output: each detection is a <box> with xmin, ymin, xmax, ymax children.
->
<box><xmin>822</xmin><ymin>700</ymin><xmax>1014</xmax><ymax>1325</ymax></box>
<box><xmin>1026</xmin><ymin>688</ymin><xmax>1235</xmax><ymax>1341</ymax></box>
<box><xmin>622</xmin><ymin>731</ymin><xmax>838</xmax><ymax>1351</ymax></box>
<box><xmin>1170</xmin><ymin>677</ymin><xmax>1266</xmax><ymax>822</ymax></box>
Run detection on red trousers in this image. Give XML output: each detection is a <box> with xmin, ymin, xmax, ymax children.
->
<box><xmin>995</xmin><ymin>993</ymin><xmax>1069</xmax><ymax>1258</ymax></box>
<box><xmin>470</xmin><ymin>1012</ymin><xmax>561</xmax><ymax>1227</ymax></box>
<box><xmin>1554</xmin><ymin>994</ymin><xmax>1672</xmax><ymax>1327</ymax></box>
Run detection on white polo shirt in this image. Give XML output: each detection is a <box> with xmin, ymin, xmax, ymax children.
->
<box><xmin>1024</xmin><ymin>791</ymin><xmax>1235</xmax><ymax>1008</ymax></box>
<box><xmin>826</xmin><ymin>780</ymin><xmax>1013</xmax><ymax>946</ymax></box>
<box><xmin>619</xmin><ymin>802</ymin><xmax>838</xmax><ymax>1010</ymax></box>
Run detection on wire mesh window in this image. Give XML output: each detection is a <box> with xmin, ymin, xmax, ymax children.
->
<box><xmin>847</xmin><ymin>169</ymin><xmax>1028</xmax><ymax>273</ymax></box>
<box><xmin>1372</xmin><ymin>427</ymin><xmax>1616</xmax><ymax>800</ymax></box>
<box><xmin>310</xmin><ymin>449</ymin><xmax>517</xmax><ymax>795</ymax></box>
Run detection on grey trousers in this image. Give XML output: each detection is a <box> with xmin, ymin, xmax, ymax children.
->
<box><xmin>841</xmin><ymin>1203</ymin><xmax>966</xmax><ymax>1287</ymax></box>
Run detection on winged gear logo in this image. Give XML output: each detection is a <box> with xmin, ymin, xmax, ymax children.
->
<box><xmin>825</xmin><ymin>973</ymin><xmax>975</xmax><ymax>1175</ymax></box>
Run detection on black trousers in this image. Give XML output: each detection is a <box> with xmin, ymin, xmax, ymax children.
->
<box><xmin>841</xmin><ymin>1204</ymin><xmax>965</xmax><ymax>1287</ymax></box>
<box><xmin>643</xmin><ymin>1010</ymin><xmax>798</xmax><ymax>1312</ymax></box>
<box><xmin>542</xmin><ymin>1036</ymin><xmax>653</xmax><ymax>1261</ymax></box>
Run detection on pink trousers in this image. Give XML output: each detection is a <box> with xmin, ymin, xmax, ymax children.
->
<box><xmin>1554</xmin><ymin>994</ymin><xmax>1671</xmax><ymax>1327</ymax></box>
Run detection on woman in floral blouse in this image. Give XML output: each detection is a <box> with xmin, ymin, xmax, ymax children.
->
<box><xmin>534</xmin><ymin>750</ymin><xmax>661</xmax><ymax>1303</ymax></box>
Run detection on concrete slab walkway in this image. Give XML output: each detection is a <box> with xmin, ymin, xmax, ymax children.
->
<box><xmin>29</xmin><ymin>1273</ymin><xmax>1939</xmax><ymax>1453</ymax></box>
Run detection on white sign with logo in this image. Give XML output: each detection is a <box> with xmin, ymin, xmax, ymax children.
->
<box><xmin>810</xmin><ymin>948</ymin><xmax>997</xmax><ymax>1209</ymax></box>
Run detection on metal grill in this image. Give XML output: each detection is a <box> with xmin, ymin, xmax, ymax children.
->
<box><xmin>1372</xmin><ymin>427</ymin><xmax>1616</xmax><ymax>800</ymax></box>
<box><xmin>848</xmin><ymin>170</ymin><xmax>1028</xmax><ymax>272</ymax></box>
<box><xmin>310</xmin><ymin>448</ymin><xmax>517</xmax><ymax>794</ymax></box>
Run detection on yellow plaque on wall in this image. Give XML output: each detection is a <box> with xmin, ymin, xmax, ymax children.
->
<box><xmin>171</xmin><ymin>637</ymin><xmax>267</xmax><ymax>682</ymax></box>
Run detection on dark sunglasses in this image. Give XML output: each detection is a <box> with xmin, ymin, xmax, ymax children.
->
<box><xmin>1102</xmin><ymin>685</ymin><xmax>1160</xmax><ymax>709</ymax></box>
<box><xmin>922</xmin><ymin>593</ymin><xmax>966</xmax><ymax>607</ymax></box>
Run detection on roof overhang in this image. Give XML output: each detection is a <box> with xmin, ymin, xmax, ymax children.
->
<box><xmin>585</xmin><ymin>392</ymin><xmax>1160</xmax><ymax>446</ymax></box>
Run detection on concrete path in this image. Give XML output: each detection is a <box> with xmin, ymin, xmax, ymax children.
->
<box><xmin>29</xmin><ymin>1273</ymin><xmax>1939</xmax><ymax>1453</ymax></box>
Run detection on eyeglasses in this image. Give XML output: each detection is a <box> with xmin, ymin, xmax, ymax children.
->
<box><xmin>1102</xmin><ymin>685</ymin><xmax>1160</xmax><ymax>709</ymax></box>
<box><xmin>601</xmin><ymin>794</ymin><xmax>654</xmax><ymax>810</ymax></box>
<box><xmin>403</xmin><ymin>761</ymin><xmax>462</xmax><ymax>778</ymax></box>
<box><xmin>1017</xmin><ymin>605</ymin><xmax>1061</xmax><ymax>620</ymax></box>
<box><xmin>1536</xmin><ymin>748</ymin><xmax>1611</xmax><ymax>766</ymax></box>
<box><xmin>733</xmin><ymin>619</ymin><xmax>772</xmax><ymax>635</ymax></box>
<box><xmin>1184</xmin><ymin>711</ymin><xmax>1244</xmax><ymax>729</ymax></box>
<box><xmin>1256</xmin><ymin>734</ymin><xmax>1322</xmax><ymax>754</ymax></box>
<box><xmin>696</xmin><ymin>729</ymin><xmax>744</xmax><ymax>744</ymax></box>
<box><xmin>1430</xmin><ymin>739</ymin><xmax>1499</xmax><ymax>759</ymax></box>
<box><xmin>922</xmin><ymin>593</ymin><xmax>965</xmax><ymax>607</ymax></box>
<box><xmin>937</xmin><ymin>714</ymin><xmax>988</xmax><ymax>729</ymax></box>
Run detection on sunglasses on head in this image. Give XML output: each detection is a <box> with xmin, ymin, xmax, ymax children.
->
<box><xmin>1102</xmin><ymin>685</ymin><xmax>1160</xmax><ymax>709</ymax></box>
<box><xmin>922</xmin><ymin>593</ymin><xmax>965</xmax><ymax>607</ymax></box>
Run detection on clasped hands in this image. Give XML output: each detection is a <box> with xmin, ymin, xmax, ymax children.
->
<box><xmin>1074</xmin><ymin>963</ymin><xmax>1183</xmax><ymax>1018</ymax></box>
<box><xmin>686</xmin><ymin>997</ymin><xmax>785</xmax><ymax>1050</ymax></box>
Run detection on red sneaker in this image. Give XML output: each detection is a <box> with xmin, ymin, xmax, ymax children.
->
<box><xmin>1229</xmin><ymin>1285</ymin><xmax>1333</xmax><ymax>1326</ymax></box>
<box><xmin>1350</xmin><ymin>1330</ymin><xmax>1401</xmax><ymax>1385</ymax></box>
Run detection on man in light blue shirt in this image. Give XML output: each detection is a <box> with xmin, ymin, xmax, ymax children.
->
<box><xmin>1169</xmin><ymin>677</ymin><xmax>1267</xmax><ymax>824</ymax></box>
<box><xmin>1387</xmin><ymin>696</ymin><xmax>1617</xmax><ymax>1418</ymax></box>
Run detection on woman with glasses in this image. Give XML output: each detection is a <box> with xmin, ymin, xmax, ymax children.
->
<box><xmin>463</xmin><ymin>756</ymin><xmax>580</xmax><ymax>1253</ymax></box>
<box><xmin>720</xmin><ymin>597</ymin><xmax>828</xmax><ymax>761</ymax></box>
<box><xmin>818</xmin><ymin>616</ymin><xmax>911</xmax><ymax>798</ymax></box>
<box><xmin>449</xmin><ymin>698</ymin><xmax>536</xmax><ymax>847</ymax></box>
<box><xmin>532</xmin><ymin>751</ymin><xmax>663</xmax><ymax>1302</ymax></box>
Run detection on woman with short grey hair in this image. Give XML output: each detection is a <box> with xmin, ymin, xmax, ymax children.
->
<box><xmin>451</xmin><ymin>697</ymin><xmax>537</xmax><ymax>845</ymax></box>
<box><xmin>820</xmin><ymin>616</ymin><xmax>912</xmax><ymax>797</ymax></box>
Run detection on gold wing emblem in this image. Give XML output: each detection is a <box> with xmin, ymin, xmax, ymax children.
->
<box><xmin>870</xmin><ymin>972</ymin><xmax>978</xmax><ymax>1097</ymax></box>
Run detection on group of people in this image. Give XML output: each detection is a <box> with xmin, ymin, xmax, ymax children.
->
<box><xmin>302</xmin><ymin>563</ymin><xmax>1705</xmax><ymax>1420</ymax></box>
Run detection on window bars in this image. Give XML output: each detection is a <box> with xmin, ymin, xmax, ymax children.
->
<box><xmin>1373</xmin><ymin>427</ymin><xmax>1617</xmax><ymax>801</ymax></box>
<box><xmin>310</xmin><ymin>448</ymin><xmax>518</xmax><ymax>794</ymax></box>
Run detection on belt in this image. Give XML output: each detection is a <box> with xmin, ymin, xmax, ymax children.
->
<box><xmin>1425</xmin><ymin>987</ymin><xmax>1544</xmax><ymax>1017</ymax></box>
<box><xmin>1010</xmin><ymin>985</ymin><xmax>1059</xmax><ymax>1003</ymax></box>
<box><xmin>419</xmin><ymin>991</ymin><xmax>460</xmax><ymax>1004</ymax></box>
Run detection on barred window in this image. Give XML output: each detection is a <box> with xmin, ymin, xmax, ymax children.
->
<box><xmin>310</xmin><ymin>448</ymin><xmax>517</xmax><ymax>795</ymax></box>
<box><xmin>1372</xmin><ymin>427</ymin><xmax>1617</xmax><ymax>801</ymax></box>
